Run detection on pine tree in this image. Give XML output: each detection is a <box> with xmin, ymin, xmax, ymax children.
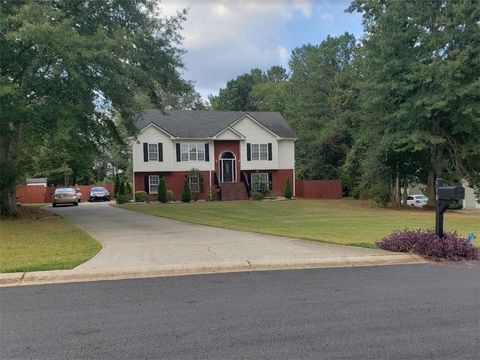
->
<box><xmin>181</xmin><ymin>177</ymin><xmax>192</xmax><ymax>202</ymax></box>
<box><xmin>158</xmin><ymin>177</ymin><xmax>168</xmax><ymax>203</ymax></box>
<box><xmin>118</xmin><ymin>181</ymin><xmax>126</xmax><ymax>196</ymax></box>
<box><xmin>114</xmin><ymin>174</ymin><xmax>121</xmax><ymax>196</ymax></box>
<box><xmin>284</xmin><ymin>178</ymin><xmax>293</xmax><ymax>199</ymax></box>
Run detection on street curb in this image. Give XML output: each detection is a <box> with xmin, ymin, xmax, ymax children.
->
<box><xmin>0</xmin><ymin>255</ymin><xmax>426</xmax><ymax>287</ymax></box>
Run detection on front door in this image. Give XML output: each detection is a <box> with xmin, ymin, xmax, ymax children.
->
<box><xmin>221</xmin><ymin>159</ymin><xmax>234</xmax><ymax>182</ymax></box>
<box><xmin>220</xmin><ymin>151</ymin><xmax>236</xmax><ymax>182</ymax></box>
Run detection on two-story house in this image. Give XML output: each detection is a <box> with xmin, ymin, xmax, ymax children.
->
<box><xmin>132</xmin><ymin>110</ymin><xmax>297</xmax><ymax>200</ymax></box>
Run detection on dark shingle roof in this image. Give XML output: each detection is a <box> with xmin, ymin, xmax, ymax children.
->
<box><xmin>135</xmin><ymin>110</ymin><xmax>297</xmax><ymax>139</ymax></box>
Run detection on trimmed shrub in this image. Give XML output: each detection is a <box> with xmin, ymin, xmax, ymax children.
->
<box><xmin>181</xmin><ymin>177</ymin><xmax>192</xmax><ymax>202</ymax></box>
<box><xmin>134</xmin><ymin>191</ymin><xmax>148</xmax><ymax>202</ymax></box>
<box><xmin>125</xmin><ymin>181</ymin><xmax>132</xmax><ymax>194</ymax></box>
<box><xmin>118</xmin><ymin>181</ymin><xmax>126</xmax><ymax>195</ymax></box>
<box><xmin>158</xmin><ymin>177</ymin><xmax>168</xmax><ymax>203</ymax></box>
<box><xmin>167</xmin><ymin>190</ymin><xmax>175</xmax><ymax>202</ymax></box>
<box><xmin>116</xmin><ymin>194</ymin><xmax>130</xmax><ymax>204</ymax></box>
<box><xmin>284</xmin><ymin>177</ymin><xmax>292</xmax><ymax>199</ymax></box>
<box><xmin>114</xmin><ymin>174</ymin><xmax>120</xmax><ymax>196</ymax></box>
<box><xmin>376</xmin><ymin>229</ymin><xmax>479</xmax><ymax>261</ymax></box>
<box><xmin>251</xmin><ymin>191</ymin><xmax>264</xmax><ymax>201</ymax></box>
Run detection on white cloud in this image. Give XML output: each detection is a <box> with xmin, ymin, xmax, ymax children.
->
<box><xmin>159</xmin><ymin>0</ymin><xmax>312</xmax><ymax>99</ymax></box>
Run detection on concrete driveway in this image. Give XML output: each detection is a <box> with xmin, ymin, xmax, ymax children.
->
<box><xmin>49</xmin><ymin>202</ymin><xmax>418</xmax><ymax>271</ymax></box>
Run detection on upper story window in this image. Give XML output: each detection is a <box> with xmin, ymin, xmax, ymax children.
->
<box><xmin>143</xmin><ymin>142</ymin><xmax>162</xmax><ymax>162</ymax></box>
<box><xmin>148</xmin><ymin>144</ymin><xmax>158</xmax><ymax>161</ymax></box>
<box><xmin>250</xmin><ymin>143</ymin><xmax>269</xmax><ymax>161</ymax></box>
<box><xmin>181</xmin><ymin>144</ymin><xmax>205</xmax><ymax>161</ymax></box>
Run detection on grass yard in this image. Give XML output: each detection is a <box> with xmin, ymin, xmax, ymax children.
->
<box><xmin>119</xmin><ymin>199</ymin><xmax>480</xmax><ymax>248</ymax></box>
<box><xmin>0</xmin><ymin>207</ymin><xmax>101</xmax><ymax>273</ymax></box>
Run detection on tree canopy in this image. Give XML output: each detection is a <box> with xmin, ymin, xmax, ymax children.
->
<box><xmin>209</xmin><ymin>0</ymin><xmax>480</xmax><ymax>204</ymax></box>
<box><xmin>0</xmin><ymin>0</ymin><xmax>195</xmax><ymax>215</ymax></box>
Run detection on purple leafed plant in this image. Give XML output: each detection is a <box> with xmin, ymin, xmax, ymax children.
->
<box><xmin>376</xmin><ymin>229</ymin><xmax>479</xmax><ymax>261</ymax></box>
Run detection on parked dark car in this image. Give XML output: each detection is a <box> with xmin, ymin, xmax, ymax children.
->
<box><xmin>89</xmin><ymin>187</ymin><xmax>110</xmax><ymax>202</ymax></box>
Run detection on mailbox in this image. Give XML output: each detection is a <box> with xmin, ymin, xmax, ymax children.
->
<box><xmin>437</xmin><ymin>186</ymin><xmax>465</xmax><ymax>201</ymax></box>
<box><xmin>435</xmin><ymin>179</ymin><xmax>465</xmax><ymax>238</ymax></box>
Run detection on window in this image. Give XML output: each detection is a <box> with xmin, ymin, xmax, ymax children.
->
<box><xmin>180</xmin><ymin>144</ymin><xmax>205</xmax><ymax>161</ymax></box>
<box><xmin>148</xmin><ymin>144</ymin><xmax>158</xmax><ymax>161</ymax></box>
<box><xmin>181</xmin><ymin>144</ymin><xmax>189</xmax><ymax>161</ymax></box>
<box><xmin>251</xmin><ymin>144</ymin><xmax>259</xmax><ymax>160</ymax></box>
<box><xmin>250</xmin><ymin>143</ymin><xmax>268</xmax><ymax>160</ymax></box>
<box><xmin>260</xmin><ymin>144</ymin><xmax>268</xmax><ymax>160</ymax></box>
<box><xmin>189</xmin><ymin>175</ymin><xmax>200</xmax><ymax>193</ymax></box>
<box><xmin>251</xmin><ymin>173</ymin><xmax>270</xmax><ymax>192</ymax></box>
<box><xmin>149</xmin><ymin>175</ymin><xmax>159</xmax><ymax>194</ymax></box>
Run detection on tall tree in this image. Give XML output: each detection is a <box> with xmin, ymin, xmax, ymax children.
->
<box><xmin>349</xmin><ymin>0</ymin><xmax>480</xmax><ymax>205</ymax></box>
<box><xmin>0</xmin><ymin>0</ymin><xmax>190</xmax><ymax>215</ymax></box>
<box><xmin>286</xmin><ymin>34</ymin><xmax>359</xmax><ymax>180</ymax></box>
<box><xmin>209</xmin><ymin>68</ymin><xmax>267</xmax><ymax>111</ymax></box>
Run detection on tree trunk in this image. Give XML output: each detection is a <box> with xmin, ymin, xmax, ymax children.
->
<box><xmin>427</xmin><ymin>168</ymin><xmax>436</xmax><ymax>208</ymax></box>
<box><xmin>402</xmin><ymin>180</ymin><xmax>408</xmax><ymax>206</ymax></box>
<box><xmin>394</xmin><ymin>169</ymin><xmax>401</xmax><ymax>206</ymax></box>
<box><xmin>0</xmin><ymin>122</ymin><xmax>23</xmax><ymax>216</ymax></box>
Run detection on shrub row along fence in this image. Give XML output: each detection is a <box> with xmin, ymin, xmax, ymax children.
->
<box><xmin>16</xmin><ymin>184</ymin><xmax>114</xmax><ymax>203</ymax></box>
<box><xmin>295</xmin><ymin>180</ymin><xmax>342</xmax><ymax>199</ymax></box>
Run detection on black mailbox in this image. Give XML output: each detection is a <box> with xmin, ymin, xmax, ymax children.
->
<box><xmin>437</xmin><ymin>186</ymin><xmax>465</xmax><ymax>200</ymax></box>
<box><xmin>435</xmin><ymin>179</ymin><xmax>465</xmax><ymax>238</ymax></box>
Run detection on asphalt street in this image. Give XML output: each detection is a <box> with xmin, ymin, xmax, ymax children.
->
<box><xmin>1</xmin><ymin>263</ymin><xmax>479</xmax><ymax>360</ymax></box>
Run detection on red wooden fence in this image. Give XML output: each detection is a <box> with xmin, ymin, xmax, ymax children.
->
<box><xmin>295</xmin><ymin>180</ymin><xmax>342</xmax><ymax>199</ymax></box>
<box><xmin>16</xmin><ymin>184</ymin><xmax>114</xmax><ymax>203</ymax></box>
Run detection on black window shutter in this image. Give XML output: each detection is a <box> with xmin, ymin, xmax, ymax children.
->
<box><xmin>176</xmin><ymin>143</ymin><xmax>181</xmax><ymax>162</ymax></box>
<box><xmin>268</xmin><ymin>173</ymin><xmax>273</xmax><ymax>190</ymax></box>
<box><xmin>144</xmin><ymin>176</ymin><xmax>149</xmax><ymax>194</ymax></box>
<box><xmin>158</xmin><ymin>143</ymin><xmax>163</xmax><ymax>162</ymax></box>
<box><xmin>247</xmin><ymin>143</ymin><xmax>251</xmax><ymax>161</ymax></box>
<box><xmin>143</xmin><ymin>143</ymin><xmax>148</xmax><ymax>162</ymax></box>
<box><xmin>205</xmin><ymin>143</ymin><xmax>210</xmax><ymax>162</ymax></box>
<box><xmin>268</xmin><ymin>143</ymin><xmax>272</xmax><ymax>161</ymax></box>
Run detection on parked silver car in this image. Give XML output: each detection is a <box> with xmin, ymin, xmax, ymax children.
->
<box><xmin>52</xmin><ymin>188</ymin><xmax>79</xmax><ymax>207</ymax></box>
<box><xmin>406</xmin><ymin>194</ymin><xmax>428</xmax><ymax>207</ymax></box>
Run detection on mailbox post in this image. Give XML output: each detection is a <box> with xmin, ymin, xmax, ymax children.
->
<box><xmin>435</xmin><ymin>178</ymin><xmax>465</xmax><ymax>238</ymax></box>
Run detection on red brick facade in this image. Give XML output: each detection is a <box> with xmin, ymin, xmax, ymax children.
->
<box><xmin>242</xmin><ymin>169</ymin><xmax>295</xmax><ymax>197</ymax></box>
<box><xmin>135</xmin><ymin>171</ymin><xmax>213</xmax><ymax>201</ymax></box>
<box><xmin>213</xmin><ymin>140</ymin><xmax>241</xmax><ymax>183</ymax></box>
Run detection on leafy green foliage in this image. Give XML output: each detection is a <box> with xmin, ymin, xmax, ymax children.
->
<box><xmin>181</xmin><ymin>177</ymin><xmax>192</xmax><ymax>202</ymax></box>
<box><xmin>284</xmin><ymin>178</ymin><xmax>293</xmax><ymax>199</ymax></box>
<box><xmin>0</xmin><ymin>0</ymin><xmax>193</xmax><ymax>215</ymax></box>
<box><xmin>167</xmin><ymin>190</ymin><xmax>175</xmax><ymax>202</ymax></box>
<box><xmin>134</xmin><ymin>191</ymin><xmax>148</xmax><ymax>202</ymax></box>
<box><xmin>158</xmin><ymin>177</ymin><xmax>168</xmax><ymax>203</ymax></box>
<box><xmin>114</xmin><ymin>174</ymin><xmax>121</xmax><ymax>196</ymax></box>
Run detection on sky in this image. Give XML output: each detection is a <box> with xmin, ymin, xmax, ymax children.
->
<box><xmin>161</xmin><ymin>0</ymin><xmax>364</xmax><ymax>100</ymax></box>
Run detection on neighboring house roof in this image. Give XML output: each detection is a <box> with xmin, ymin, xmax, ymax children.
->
<box><xmin>26</xmin><ymin>178</ymin><xmax>47</xmax><ymax>184</ymax></box>
<box><xmin>135</xmin><ymin>110</ymin><xmax>297</xmax><ymax>139</ymax></box>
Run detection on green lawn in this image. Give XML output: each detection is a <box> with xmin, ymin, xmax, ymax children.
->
<box><xmin>0</xmin><ymin>207</ymin><xmax>101</xmax><ymax>273</ymax></box>
<box><xmin>119</xmin><ymin>199</ymin><xmax>480</xmax><ymax>248</ymax></box>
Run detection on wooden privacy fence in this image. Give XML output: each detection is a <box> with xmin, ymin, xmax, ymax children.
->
<box><xmin>295</xmin><ymin>180</ymin><xmax>342</xmax><ymax>199</ymax></box>
<box><xmin>16</xmin><ymin>184</ymin><xmax>114</xmax><ymax>203</ymax></box>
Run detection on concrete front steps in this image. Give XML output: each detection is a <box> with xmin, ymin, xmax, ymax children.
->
<box><xmin>220</xmin><ymin>182</ymin><xmax>249</xmax><ymax>201</ymax></box>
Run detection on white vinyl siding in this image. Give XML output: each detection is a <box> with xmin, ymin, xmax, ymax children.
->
<box><xmin>251</xmin><ymin>173</ymin><xmax>269</xmax><ymax>192</ymax></box>
<box><xmin>149</xmin><ymin>175</ymin><xmax>159</xmax><ymax>194</ymax></box>
<box><xmin>148</xmin><ymin>143</ymin><xmax>158</xmax><ymax>161</ymax></box>
<box><xmin>133</xmin><ymin>125</ymin><xmax>174</xmax><ymax>172</ymax></box>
